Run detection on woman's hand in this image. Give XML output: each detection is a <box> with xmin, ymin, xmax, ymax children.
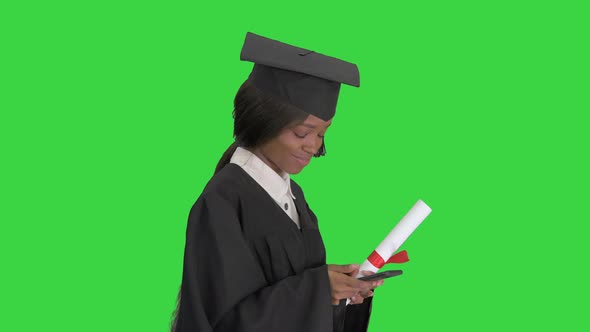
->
<box><xmin>349</xmin><ymin>271</ymin><xmax>385</xmax><ymax>304</ymax></box>
<box><xmin>327</xmin><ymin>264</ymin><xmax>380</xmax><ymax>305</ymax></box>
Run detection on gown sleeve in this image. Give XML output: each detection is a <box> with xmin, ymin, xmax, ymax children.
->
<box><xmin>331</xmin><ymin>287</ymin><xmax>374</xmax><ymax>332</ymax></box>
<box><xmin>175</xmin><ymin>191</ymin><xmax>334</xmax><ymax>332</ymax></box>
<box><xmin>305</xmin><ymin>200</ymin><xmax>375</xmax><ymax>332</ymax></box>
<box><xmin>342</xmin><ymin>297</ymin><xmax>373</xmax><ymax>332</ymax></box>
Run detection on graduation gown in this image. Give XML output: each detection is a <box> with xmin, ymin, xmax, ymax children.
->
<box><xmin>176</xmin><ymin>163</ymin><xmax>372</xmax><ymax>332</ymax></box>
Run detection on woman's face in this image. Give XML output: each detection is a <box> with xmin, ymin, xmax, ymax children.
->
<box><xmin>253</xmin><ymin>114</ymin><xmax>332</xmax><ymax>175</ymax></box>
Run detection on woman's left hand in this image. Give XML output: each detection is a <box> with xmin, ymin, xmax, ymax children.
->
<box><xmin>347</xmin><ymin>270</ymin><xmax>385</xmax><ymax>304</ymax></box>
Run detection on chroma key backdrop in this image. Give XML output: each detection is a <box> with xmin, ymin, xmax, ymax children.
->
<box><xmin>1</xmin><ymin>1</ymin><xmax>588</xmax><ymax>331</ymax></box>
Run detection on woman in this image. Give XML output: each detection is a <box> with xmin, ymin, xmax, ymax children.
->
<box><xmin>172</xmin><ymin>32</ymin><xmax>384</xmax><ymax>332</ymax></box>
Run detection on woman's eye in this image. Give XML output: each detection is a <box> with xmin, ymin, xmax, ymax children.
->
<box><xmin>294</xmin><ymin>131</ymin><xmax>325</xmax><ymax>139</ymax></box>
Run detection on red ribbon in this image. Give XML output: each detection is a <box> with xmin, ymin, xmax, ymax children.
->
<box><xmin>368</xmin><ymin>250</ymin><xmax>409</xmax><ymax>269</ymax></box>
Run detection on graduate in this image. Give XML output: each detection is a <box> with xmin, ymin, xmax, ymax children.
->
<box><xmin>172</xmin><ymin>32</ymin><xmax>385</xmax><ymax>332</ymax></box>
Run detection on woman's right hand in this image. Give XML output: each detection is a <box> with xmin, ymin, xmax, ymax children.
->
<box><xmin>327</xmin><ymin>264</ymin><xmax>378</xmax><ymax>305</ymax></box>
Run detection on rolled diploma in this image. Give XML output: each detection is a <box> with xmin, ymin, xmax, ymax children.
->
<box><xmin>355</xmin><ymin>199</ymin><xmax>432</xmax><ymax>278</ymax></box>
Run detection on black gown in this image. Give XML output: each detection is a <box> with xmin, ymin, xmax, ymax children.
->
<box><xmin>176</xmin><ymin>163</ymin><xmax>372</xmax><ymax>332</ymax></box>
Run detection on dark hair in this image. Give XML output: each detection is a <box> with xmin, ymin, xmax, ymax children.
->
<box><xmin>170</xmin><ymin>79</ymin><xmax>326</xmax><ymax>331</ymax></box>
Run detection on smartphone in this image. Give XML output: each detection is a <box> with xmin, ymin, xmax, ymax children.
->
<box><xmin>357</xmin><ymin>270</ymin><xmax>403</xmax><ymax>282</ymax></box>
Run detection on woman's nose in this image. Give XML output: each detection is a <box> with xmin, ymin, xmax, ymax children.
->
<box><xmin>303</xmin><ymin>136</ymin><xmax>323</xmax><ymax>155</ymax></box>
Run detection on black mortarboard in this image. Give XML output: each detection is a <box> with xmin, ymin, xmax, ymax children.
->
<box><xmin>240</xmin><ymin>32</ymin><xmax>360</xmax><ymax>121</ymax></box>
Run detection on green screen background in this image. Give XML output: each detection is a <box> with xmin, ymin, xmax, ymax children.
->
<box><xmin>1</xmin><ymin>1</ymin><xmax>589</xmax><ymax>331</ymax></box>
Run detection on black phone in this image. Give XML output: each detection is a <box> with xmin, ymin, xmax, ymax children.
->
<box><xmin>357</xmin><ymin>270</ymin><xmax>403</xmax><ymax>281</ymax></box>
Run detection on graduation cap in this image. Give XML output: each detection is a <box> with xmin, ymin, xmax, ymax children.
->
<box><xmin>240</xmin><ymin>32</ymin><xmax>360</xmax><ymax>122</ymax></box>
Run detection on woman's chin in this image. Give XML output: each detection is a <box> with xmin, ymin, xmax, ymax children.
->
<box><xmin>286</xmin><ymin>165</ymin><xmax>305</xmax><ymax>175</ymax></box>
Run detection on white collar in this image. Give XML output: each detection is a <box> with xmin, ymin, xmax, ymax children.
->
<box><xmin>230</xmin><ymin>147</ymin><xmax>296</xmax><ymax>201</ymax></box>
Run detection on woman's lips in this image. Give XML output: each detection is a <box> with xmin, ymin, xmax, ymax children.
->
<box><xmin>293</xmin><ymin>155</ymin><xmax>311</xmax><ymax>167</ymax></box>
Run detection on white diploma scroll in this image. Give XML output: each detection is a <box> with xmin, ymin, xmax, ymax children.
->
<box><xmin>355</xmin><ymin>199</ymin><xmax>432</xmax><ymax>277</ymax></box>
